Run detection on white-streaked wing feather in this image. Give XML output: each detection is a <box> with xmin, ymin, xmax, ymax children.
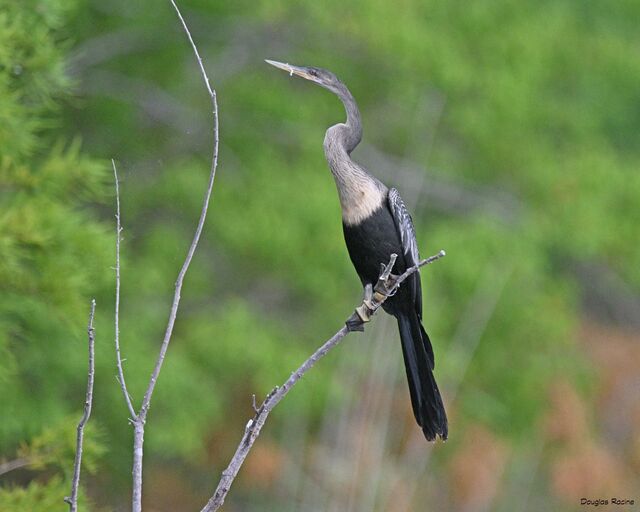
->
<box><xmin>388</xmin><ymin>188</ymin><xmax>420</xmax><ymax>266</ymax></box>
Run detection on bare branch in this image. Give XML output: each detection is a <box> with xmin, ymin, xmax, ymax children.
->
<box><xmin>169</xmin><ymin>0</ymin><xmax>215</xmax><ymax>99</ymax></box>
<box><xmin>395</xmin><ymin>250</ymin><xmax>446</xmax><ymax>288</ymax></box>
<box><xmin>64</xmin><ymin>299</ymin><xmax>96</xmax><ymax>512</ymax></box>
<box><xmin>112</xmin><ymin>160</ymin><xmax>138</xmax><ymax>421</ymax></box>
<box><xmin>128</xmin><ymin>2</ymin><xmax>220</xmax><ymax>511</ymax></box>
<box><xmin>0</xmin><ymin>457</ymin><xmax>32</xmax><ymax>477</ymax></box>
<box><xmin>137</xmin><ymin>0</ymin><xmax>219</xmax><ymax>423</ymax></box>
<box><xmin>200</xmin><ymin>250</ymin><xmax>446</xmax><ymax>512</ymax></box>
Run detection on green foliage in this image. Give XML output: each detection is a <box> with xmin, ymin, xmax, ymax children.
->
<box><xmin>59</xmin><ymin>0</ymin><xmax>640</xmax><ymax>493</ymax></box>
<box><xmin>2</xmin><ymin>0</ymin><xmax>639</xmax><ymax>508</ymax></box>
<box><xmin>0</xmin><ymin>0</ymin><xmax>77</xmax><ymax>162</ymax></box>
<box><xmin>0</xmin><ymin>476</ymin><xmax>76</xmax><ymax>512</ymax></box>
<box><xmin>16</xmin><ymin>417</ymin><xmax>105</xmax><ymax>477</ymax></box>
<box><xmin>0</xmin><ymin>0</ymin><xmax>110</xmax><ymax>506</ymax></box>
<box><xmin>0</xmin><ymin>418</ymin><xmax>104</xmax><ymax>511</ymax></box>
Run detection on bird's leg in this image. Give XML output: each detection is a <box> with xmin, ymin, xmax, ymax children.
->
<box><xmin>363</xmin><ymin>282</ymin><xmax>374</xmax><ymax>308</ymax></box>
<box><xmin>345</xmin><ymin>255</ymin><xmax>399</xmax><ymax>332</ymax></box>
<box><xmin>347</xmin><ymin>284</ymin><xmax>375</xmax><ymax>331</ymax></box>
<box><xmin>354</xmin><ymin>284</ymin><xmax>375</xmax><ymax>323</ymax></box>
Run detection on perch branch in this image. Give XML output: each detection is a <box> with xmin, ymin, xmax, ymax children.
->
<box><xmin>127</xmin><ymin>2</ymin><xmax>220</xmax><ymax>511</ymax></box>
<box><xmin>112</xmin><ymin>160</ymin><xmax>138</xmax><ymax>421</ymax></box>
<box><xmin>64</xmin><ymin>299</ymin><xmax>96</xmax><ymax>512</ymax></box>
<box><xmin>200</xmin><ymin>250</ymin><xmax>446</xmax><ymax>512</ymax></box>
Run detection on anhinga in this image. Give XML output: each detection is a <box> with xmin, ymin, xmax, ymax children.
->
<box><xmin>266</xmin><ymin>60</ymin><xmax>448</xmax><ymax>441</ymax></box>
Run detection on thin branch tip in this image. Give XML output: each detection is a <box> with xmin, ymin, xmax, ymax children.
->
<box><xmin>66</xmin><ymin>300</ymin><xmax>96</xmax><ymax>511</ymax></box>
<box><xmin>112</xmin><ymin>158</ymin><xmax>137</xmax><ymax>421</ymax></box>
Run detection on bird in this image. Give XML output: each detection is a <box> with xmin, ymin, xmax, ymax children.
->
<box><xmin>266</xmin><ymin>59</ymin><xmax>447</xmax><ymax>441</ymax></box>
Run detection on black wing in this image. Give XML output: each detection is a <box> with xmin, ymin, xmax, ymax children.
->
<box><xmin>388</xmin><ymin>188</ymin><xmax>422</xmax><ymax>316</ymax></box>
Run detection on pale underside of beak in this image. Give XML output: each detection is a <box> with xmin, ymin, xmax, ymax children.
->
<box><xmin>265</xmin><ymin>59</ymin><xmax>316</xmax><ymax>82</ymax></box>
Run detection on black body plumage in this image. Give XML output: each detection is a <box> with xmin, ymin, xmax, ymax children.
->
<box><xmin>266</xmin><ymin>59</ymin><xmax>448</xmax><ymax>441</ymax></box>
<box><xmin>343</xmin><ymin>201</ymin><xmax>448</xmax><ymax>441</ymax></box>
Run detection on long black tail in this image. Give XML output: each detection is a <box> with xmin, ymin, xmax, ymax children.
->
<box><xmin>396</xmin><ymin>312</ymin><xmax>448</xmax><ymax>441</ymax></box>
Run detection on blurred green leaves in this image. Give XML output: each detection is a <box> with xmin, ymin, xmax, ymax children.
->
<box><xmin>16</xmin><ymin>417</ymin><xmax>104</xmax><ymax>477</ymax></box>
<box><xmin>0</xmin><ymin>0</ymin><xmax>111</xmax><ymax>505</ymax></box>
<box><xmin>0</xmin><ymin>417</ymin><xmax>104</xmax><ymax>511</ymax></box>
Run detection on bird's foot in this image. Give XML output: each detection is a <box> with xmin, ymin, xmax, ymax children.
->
<box><xmin>374</xmin><ymin>262</ymin><xmax>399</xmax><ymax>300</ymax></box>
<box><xmin>346</xmin><ymin>303</ymin><xmax>375</xmax><ymax>331</ymax></box>
<box><xmin>346</xmin><ymin>309</ymin><xmax>366</xmax><ymax>331</ymax></box>
<box><xmin>362</xmin><ymin>283</ymin><xmax>375</xmax><ymax>309</ymax></box>
<box><xmin>345</xmin><ymin>255</ymin><xmax>399</xmax><ymax>332</ymax></box>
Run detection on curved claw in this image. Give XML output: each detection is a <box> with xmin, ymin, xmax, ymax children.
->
<box><xmin>374</xmin><ymin>272</ymin><xmax>399</xmax><ymax>298</ymax></box>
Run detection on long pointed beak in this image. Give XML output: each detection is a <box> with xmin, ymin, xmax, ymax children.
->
<box><xmin>265</xmin><ymin>59</ymin><xmax>316</xmax><ymax>81</ymax></box>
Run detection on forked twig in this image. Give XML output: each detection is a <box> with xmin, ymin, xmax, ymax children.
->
<box><xmin>122</xmin><ymin>2</ymin><xmax>220</xmax><ymax>511</ymax></box>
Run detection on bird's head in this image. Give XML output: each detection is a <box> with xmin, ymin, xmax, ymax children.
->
<box><xmin>265</xmin><ymin>59</ymin><xmax>343</xmax><ymax>95</ymax></box>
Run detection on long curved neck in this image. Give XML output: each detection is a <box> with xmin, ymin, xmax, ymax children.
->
<box><xmin>323</xmin><ymin>82</ymin><xmax>386</xmax><ymax>226</ymax></box>
<box><xmin>323</xmin><ymin>82</ymin><xmax>363</xmax><ymax>166</ymax></box>
<box><xmin>335</xmin><ymin>82</ymin><xmax>362</xmax><ymax>153</ymax></box>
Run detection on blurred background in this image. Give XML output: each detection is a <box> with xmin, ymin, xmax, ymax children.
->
<box><xmin>1</xmin><ymin>0</ymin><xmax>639</xmax><ymax>510</ymax></box>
